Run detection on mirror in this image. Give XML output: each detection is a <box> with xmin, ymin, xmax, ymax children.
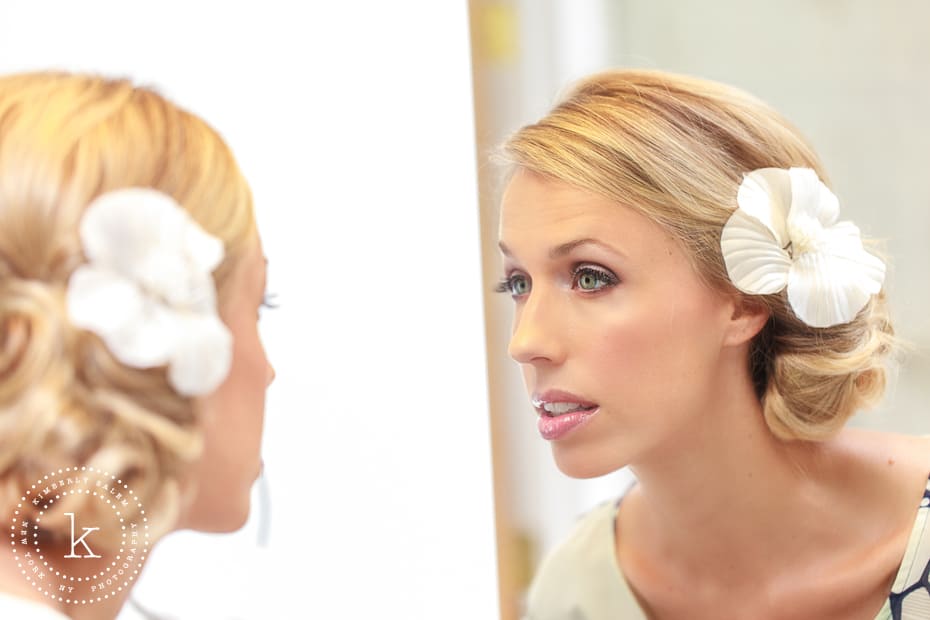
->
<box><xmin>470</xmin><ymin>2</ymin><xmax>930</xmax><ymax>617</ymax></box>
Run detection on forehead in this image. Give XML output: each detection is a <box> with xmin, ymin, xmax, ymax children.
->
<box><xmin>499</xmin><ymin>170</ymin><xmax>678</xmax><ymax>258</ymax></box>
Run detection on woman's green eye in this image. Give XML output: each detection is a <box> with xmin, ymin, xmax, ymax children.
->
<box><xmin>573</xmin><ymin>266</ymin><xmax>617</xmax><ymax>291</ymax></box>
<box><xmin>495</xmin><ymin>273</ymin><xmax>531</xmax><ymax>297</ymax></box>
<box><xmin>578</xmin><ymin>272</ymin><xmax>600</xmax><ymax>290</ymax></box>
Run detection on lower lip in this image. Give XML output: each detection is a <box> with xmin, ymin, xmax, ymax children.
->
<box><xmin>537</xmin><ymin>409</ymin><xmax>599</xmax><ymax>440</ymax></box>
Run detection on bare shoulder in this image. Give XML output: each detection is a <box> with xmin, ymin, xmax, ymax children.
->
<box><xmin>830</xmin><ymin>428</ymin><xmax>930</xmax><ymax>519</ymax></box>
<box><xmin>839</xmin><ymin>427</ymin><xmax>930</xmax><ymax>472</ymax></box>
<box><xmin>894</xmin><ymin>432</ymin><xmax>930</xmax><ymax>471</ymax></box>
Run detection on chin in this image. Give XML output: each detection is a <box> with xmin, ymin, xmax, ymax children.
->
<box><xmin>180</xmin><ymin>489</ymin><xmax>252</xmax><ymax>533</ymax></box>
<box><xmin>552</xmin><ymin>444</ymin><xmax>627</xmax><ymax>479</ymax></box>
<box><xmin>211</xmin><ymin>494</ymin><xmax>253</xmax><ymax>532</ymax></box>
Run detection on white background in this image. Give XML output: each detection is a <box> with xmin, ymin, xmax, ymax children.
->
<box><xmin>0</xmin><ymin>2</ymin><xmax>499</xmax><ymax>619</ymax></box>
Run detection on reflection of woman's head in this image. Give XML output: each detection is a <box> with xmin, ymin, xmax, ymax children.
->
<box><xmin>0</xmin><ymin>72</ymin><xmax>267</xmax><ymax>549</ymax></box>
<box><xmin>500</xmin><ymin>69</ymin><xmax>893</xmax><ymax>444</ymax></box>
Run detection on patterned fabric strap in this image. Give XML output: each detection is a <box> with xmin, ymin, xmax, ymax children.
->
<box><xmin>887</xmin><ymin>480</ymin><xmax>930</xmax><ymax>619</ymax></box>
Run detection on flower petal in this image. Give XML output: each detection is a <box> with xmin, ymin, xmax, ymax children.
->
<box><xmin>167</xmin><ymin>314</ymin><xmax>233</xmax><ymax>397</ymax></box>
<box><xmin>132</xmin><ymin>214</ymin><xmax>222</xmax><ymax>308</ymax></box>
<box><xmin>180</xmin><ymin>274</ymin><xmax>220</xmax><ymax>314</ymax></box>
<box><xmin>81</xmin><ymin>188</ymin><xmax>187</xmax><ymax>273</ymax></box>
<box><xmin>184</xmin><ymin>221</ymin><xmax>225</xmax><ymax>274</ymax></box>
<box><xmin>81</xmin><ymin>188</ymin><xmax>224</xmax><ymax>309</ymax></box>
<box><xmin>66</xmin><ymin>266</ymin><xmax>175</xmax><ymax>367</ymax></box>
<box><xmin>786</xmin><ymin>237</ymin><xmax>886</xmax><ymax>328</ymax></box>
<box><xmin>736</xmin><ymin>168</ymin><xmax>792</xmax><ymax>246</ymax></box>
<box><xmin>67</xmin><ymin>266</ymin><xmax>143</xmax><ymax>334</ymax></box>
<box><xmin>788</xmin><ymin>167</ymin><xmax>839</xmax><ymax>228</ymax></box>
<box><xmin>721</xmin><ymin>209</ymin><xmax>792</xmax><ymax>294</ymax></box>
<box><xmin>110</xmin><ymin>302</ymin><xmax>180</xmax><ymax>368</ymax></box>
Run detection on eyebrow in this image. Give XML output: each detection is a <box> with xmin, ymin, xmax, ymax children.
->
<box><xmin>498</xmin><ymin>238</ymin><xmax>626</xmax><ymax>260</ymax></box>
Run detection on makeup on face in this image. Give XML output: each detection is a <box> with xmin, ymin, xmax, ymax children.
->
<box><xmin>533</xmin><ymin>389</ymin><xmax>600</xmax><ymax>441</ymax></box>
<box><xmin>497</xmin><ymin>171</ymin><xmax>737</xmax><ymax>478</ymax></box>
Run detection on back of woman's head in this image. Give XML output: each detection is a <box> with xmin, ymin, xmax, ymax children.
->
<box><xmin>0</xmin><ymin>72</ymin><xmax>255</xmax><ymax>544</ymax></box>
<box><xmin>502</xmin><ymin>69</ymin><xmax>894</xmax><ymax>441</ymax></box>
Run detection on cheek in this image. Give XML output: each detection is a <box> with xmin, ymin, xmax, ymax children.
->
<box><xmin>199</xmin><ymin>320</ymin><xmax>267</xmax><ymax>469</ymax></box>
<box><xmin>589</xmin><ymin>289</ymin><xmax>726</xmax><ymax>404</ymax></box>
<box><xmin>590</xmin><ymin>315</ymin><xmax>667</xmax><ymax>391</ymax></box>
<box><xmin>227</xmin><ymin>323</ymin><xmax>269</xmax><ymax>412</ymax></box>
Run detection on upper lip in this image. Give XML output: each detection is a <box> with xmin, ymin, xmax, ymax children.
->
<box><xmin>531</xmin><ymin>389</ymin><xmax>598</xmax><ymax>412</ymax></box>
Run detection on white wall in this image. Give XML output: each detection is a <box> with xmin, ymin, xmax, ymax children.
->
<box><xmin>0</xmin><ymin>2</ymin><xmax>499</xmax><ymax>619</ymax></box>
<box><xmin>610</xmin><ymin>0</ymin><xmax>930</xmax><ymax>434</ymax></box>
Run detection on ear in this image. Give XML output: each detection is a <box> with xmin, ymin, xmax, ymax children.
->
<box><xmin>723</xmin><ymin>296</ymin><xmax>770</xmax><ymax>347</ymax></box>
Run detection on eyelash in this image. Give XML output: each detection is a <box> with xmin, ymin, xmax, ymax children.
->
<box><xmin>495</xmin><ymin>273</ymin><xmax>529</xmax><ymax>297</ymax></box>
<box><xmin>494</xmin><ymin>265</ymin><xmax>619</xmax><ymax>297</ymax></box>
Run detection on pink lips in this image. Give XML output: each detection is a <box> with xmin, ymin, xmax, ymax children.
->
<box><xmin>533</xmin><ymin>389</ymin><xmax>600</xmax><ymax>441</ymax></box>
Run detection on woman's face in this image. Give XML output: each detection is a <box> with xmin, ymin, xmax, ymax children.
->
<box><xmin>182</xmin><ymin>235</ymin><xmax>275</xmax><ymax>531</ymax></box>
<box><xmin>499</xmin><ymin>170</ymin><xmax>740</xmax><ymax>478</ymax></box>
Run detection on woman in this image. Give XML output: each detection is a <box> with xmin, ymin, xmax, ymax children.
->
<box><xmin>0</xmin><ymin>72</ymin><xmax>274</xmax><ymax>619</ymax></box>
<box><xmin>497</xmin><ymin>69</ymin><xmax>927</xmax><ymax>619</ymax></box>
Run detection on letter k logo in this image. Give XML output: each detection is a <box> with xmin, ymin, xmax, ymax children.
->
<box><xmin>63</xmin><ymin>513</ymin><xmax>102</xmax><ymax>559</ymax></box>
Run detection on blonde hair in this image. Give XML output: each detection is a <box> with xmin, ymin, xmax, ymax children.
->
<box><xmin>0</xmin><ymin>72</ymin><xmax>256</xmax><ymax>545</ymax></box>
<box><xmin>501</xmin><ymin>69</ymin><xmax>894</xmax><ymax>441</ymax></box>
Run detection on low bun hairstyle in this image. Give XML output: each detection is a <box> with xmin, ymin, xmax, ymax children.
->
<box><xmin>0</xmin><ymin>72</ymin><xmax>256</xmax><ymax>547</ymax></box>
<box><xmin>501</xmin><ymin>69</ymin><xmax>894</xmax><ymax>441</ymax></box>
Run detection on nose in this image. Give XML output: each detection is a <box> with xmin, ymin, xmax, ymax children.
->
<box><xmin>507</xmin><ymin>291</ymin><xmax>565</xmax><ymax>366</ymax></box>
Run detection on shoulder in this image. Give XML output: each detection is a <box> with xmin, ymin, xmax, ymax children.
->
<box><xmin>825</xmin><ymin>430</ymin><xmax>930</xmax><ymax>521</ymax></box>
<box><xmin>838</xmin><ymin>429</ymin><xmax>930</xmax><ymax>484</ymax></box>
<box><xmin>828</xmin><ymin>428</ymin><xmax>930</xmax><ymax>480</ymax></box>
<box><xmin>524</xmin><ymin>498</ymin><xmax>637</xmax><ymax>620</ymax></box>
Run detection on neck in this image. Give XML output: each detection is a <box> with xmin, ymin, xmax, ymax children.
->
<box><xmin>623</xmin><ymin>376</ymin><xmax>859</xmax><ymax>583</ymax></box>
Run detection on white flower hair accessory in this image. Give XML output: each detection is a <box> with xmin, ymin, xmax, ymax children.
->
<box><xmin>66</xmin><ymin>188</ymin><xmax>233</xmax><ymax>397</ymax></box>
<box><xmin>720</xmin><ymin>167</ymin><xmax>885</xmax><ymax>328</ymax></box>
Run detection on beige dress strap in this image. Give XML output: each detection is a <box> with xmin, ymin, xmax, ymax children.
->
<box><xmin>523</xmin><ymin>498</ymin><xmax>647</xmax><ymax>620</ymax></box>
